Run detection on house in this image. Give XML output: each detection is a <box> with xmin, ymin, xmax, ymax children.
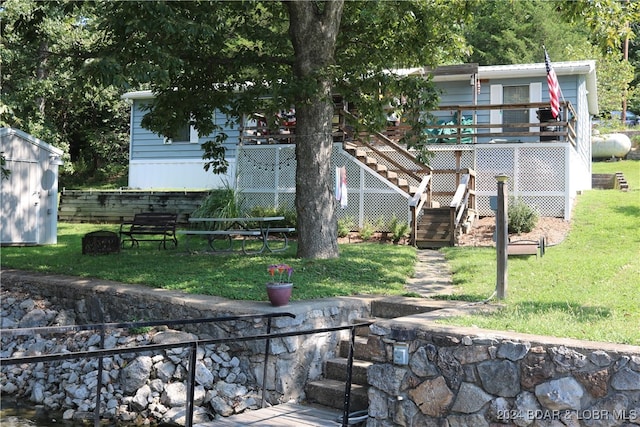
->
<box><xmin>1</xmin><ymin>128</ymin><xmax>64</xmax><ymax>245</ymax></box>
<box><xmin>121</xmin><ymin>60</ymin><xmax>597</xmax><ymax>247</ymax></box>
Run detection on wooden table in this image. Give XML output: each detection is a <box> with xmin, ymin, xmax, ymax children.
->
<box><xmin>179</xmin><ymin>217</ymin><xmax>295</xmax><ymax>254</ymax></box>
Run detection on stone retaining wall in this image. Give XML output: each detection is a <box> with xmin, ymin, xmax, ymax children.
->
<box><xmin>1</xmin><ymin>270</ymin><xmax>371</xmax><ymax>424</ymax></box>
<box><xmin>365</xmin><ymin>318</ymin><xmax>640</xmax><ymax>426</ymax></box>
<box><xmin>3</xmin><ymin>270</ymin><xmax>640</xmax><ymax>426</ymax></box>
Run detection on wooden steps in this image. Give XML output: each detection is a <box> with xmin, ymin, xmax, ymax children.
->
<box><xmin>414</xmin><ymin>207</ymin><xmax>454</xmax><ymax>248</ymax></box>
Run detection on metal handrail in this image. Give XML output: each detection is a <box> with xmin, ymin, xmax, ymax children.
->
<box><xmin>1</xmin><ymin>315</ymin><xmax>372</xmax><ymax>427</ymax></box>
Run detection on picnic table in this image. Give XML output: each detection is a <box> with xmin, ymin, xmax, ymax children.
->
<box><xmin>178</xmin><ymin>216</ymin><xmax>295</xmax><ymax>254</ymax></box>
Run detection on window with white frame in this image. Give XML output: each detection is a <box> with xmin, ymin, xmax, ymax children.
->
<box><xmin>490</xmin><ymin>82</ymin><xmax>542</xmax><ymax>134</ymax></box>
<box><xmin>163</xmin><ymin>123</ymin><xmax>199</xmax><ymax>144</ymax></box>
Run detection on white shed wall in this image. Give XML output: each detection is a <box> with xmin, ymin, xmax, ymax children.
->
<box><xmin>0</xmin><ymin>128</ymin><xmax>62</xmax><ymax>245</ymax></box>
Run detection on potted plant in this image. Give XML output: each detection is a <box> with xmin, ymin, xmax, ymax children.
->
<box><xmin>266</xmin><ymin>264</ymin><xmax>294</xmax><ymax>306</ymax></box>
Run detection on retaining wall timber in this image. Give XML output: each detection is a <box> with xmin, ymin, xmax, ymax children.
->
<box><xmin>58</xmin><ymin>190</ymin><xmax>210</xmax><ymax>224</ymax></box>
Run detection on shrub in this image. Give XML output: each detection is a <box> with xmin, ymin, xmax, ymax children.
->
<box><xmin>359</xmin><ymin>218</ymin><xmax>376</xmax><ymax>241</ymax></box>
<box><xmin>337</xmin><ymin>216</ymin><xmax>355</xmax><ymax>238</ymax></box>
<box><xmin>191</xmin><ymin>186</ymin><xmax>242</xmax><ymax>219</ymax></box>
<box><xmin>387</xmin><ymin>215</ymin><xmax>410</xmax><ymax>243</ymax></box>
<box><xmin>508</xmin><ymin>198</ymin><xmax>538</xmax><ymax>234</ymax></box>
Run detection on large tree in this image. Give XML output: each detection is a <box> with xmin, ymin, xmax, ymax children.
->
<box><xmin>92</xmin><ymin>1</ymin><xmax>471</xmax><ymax>259</ymax></box>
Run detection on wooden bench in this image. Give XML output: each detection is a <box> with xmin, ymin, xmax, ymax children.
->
<box><xmin>507</xmin><ymin>237</ymin><xmax>546</xmax><ymax>258</ymax></box>
<box><xmin>119</xmin><ymin>212</ymin><xmax>178</xmax><ymax>249</ymax></box>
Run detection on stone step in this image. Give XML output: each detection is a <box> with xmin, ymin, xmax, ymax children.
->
<box><xmin>371</xmin><ymin>296</ymin><xmax>465</xmax><ymax>319</ymax></box>
<box><xmin>305</xmin><ymin>379</ymin><xmax>368</xmax><ymax>412</ymax></box>
<box><xmin>339</xmin><ymin>335</ymin><xmax>387</xmax><ymax>362</ymax></box>
<box><xmin>324</xmin><ymin>357</ymin><xmax>372</xmax><ymax>385</ymax></box>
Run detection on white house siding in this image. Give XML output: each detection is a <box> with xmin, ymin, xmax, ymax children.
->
<box><xmin>0</xmin><ymin>128</ymin><xmax>63</xmax><ymax>245</ymax></box>
<box><xmin>125</xmin><ymin>96</ymin><xmax>239</xmax><ymax>189</ymax></box>
<box><xmin>128</xmin><ymin>158</ymin><xmax>236</xmax><ymax>190</ymax></box>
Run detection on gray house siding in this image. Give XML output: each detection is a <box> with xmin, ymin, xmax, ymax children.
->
<box><xmin>129</xmin><ymin>100</ymin><xmax>239</xmax><ymax>160</ymax></box>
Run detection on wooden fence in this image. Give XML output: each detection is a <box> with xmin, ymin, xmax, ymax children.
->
<box><xmin>58</xmin><ymin>190</ymin><xmax>209</xmax><ymax>225</ymax></box>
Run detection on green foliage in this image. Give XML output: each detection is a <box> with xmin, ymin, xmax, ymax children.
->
<box><xmin>246</xmin><ymin>205</ymin><xmax>297</xmax><ymax>229</ymax></box>
<box><xmin>359</xmin><ymin>217</ymin><xmax>383</xmax><ymax>241</ymax></box>
<box><xmin>1</xmin><ymin>0</ymin><xmax>130</xmax><ymax>180</ymax></box>
<box><xmin>191</xmin><ymin>186</ymin><xmax>243</xmax><ymax>222</ymax></box>
<box><xmin>387</xmin><ymin>215</ymin><xmax>410</xmax><ymax>243</ymax></box>
<box><xmin>508</xmin><ymin>198</ymin><xmax>538</xmax><ymax>234</ymax></box>
<box><xmin>337</xmin><ymin>216</ymin><xmax>355</xmax><ymax>238</ymax></box>
<box><xmin>464</xmin><ymin>0</ymin><xmax>590</xmax><ymax>66</ymax></box>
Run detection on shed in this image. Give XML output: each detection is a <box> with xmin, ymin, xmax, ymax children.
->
<box><xmin>1</xmin><ymin>128</ymin><xmax>64</xmax><ymax>245</ymax></box>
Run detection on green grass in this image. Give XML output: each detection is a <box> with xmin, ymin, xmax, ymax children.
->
<box><xmin>440</xmin><ymin>159</ymin><xmax>640</xmax><ymax>345</ymax></box>
<box><xmin>0</xmin><ymin>226</ymin><xmax>417</xmax><ymax>302</ymax></box>
<box><xmin>2</xmin><ymin>160</ymin><xmax>638</xmax><ymax>345</ymax></box>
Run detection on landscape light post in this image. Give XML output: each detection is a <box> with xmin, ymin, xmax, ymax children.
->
<box><xmin>495</xmin><ymin>174</ymin><xmax>509</xmax><ymax>299</ymax></box>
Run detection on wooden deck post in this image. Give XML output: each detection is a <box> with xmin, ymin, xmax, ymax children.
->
<box><xmin>495</xmin><ymin>174</ymin><xmax>509</xmax><ymax>299</ymax></box>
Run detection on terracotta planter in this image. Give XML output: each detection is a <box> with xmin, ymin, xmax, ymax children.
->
<box><xmin>266</xmin><ymin>282</ymin><xmax>293</xmax><ymax>307</ymax></box>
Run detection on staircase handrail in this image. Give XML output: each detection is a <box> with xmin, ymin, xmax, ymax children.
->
<box><xmin>340</xmin><ymin>111</ymin><xmax>432</xmax><ymax>183</ymax></box>
<box><xmin>409</xmin><ymin>174</ymin><xmax>433</xmax><ymax>247</ymax></box>
<box><xmin>449</xmin><ymin>169</ymin><xmax>476</xmax><ymax>245</ymax></box>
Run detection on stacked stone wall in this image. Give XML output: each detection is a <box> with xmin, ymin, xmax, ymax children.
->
<box><xmin>365</xmin><ymin>319</ymin><xmax>640</xmax><ymax>426</ymax></box>
<box><xmin>1</xmin><ymin>270</ymin><xmax>370</xmax><ymax>424</ymax></box>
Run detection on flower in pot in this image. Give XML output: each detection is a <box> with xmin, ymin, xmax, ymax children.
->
<box><xmin>266</xmin><ymin>264</ymin><xmax>293</xmax><ymax>306</ymax></box>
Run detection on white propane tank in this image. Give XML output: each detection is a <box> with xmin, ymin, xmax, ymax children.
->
<box><xmin>592</xmin><ymin>133</ymin><xmax>632</xmax><ymax>159</ymax></box>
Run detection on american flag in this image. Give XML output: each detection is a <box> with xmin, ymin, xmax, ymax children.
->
<box><xmin>544</xmin><ymin>49</ymin><xmax>560</xmax><ymax>119</ymax></box>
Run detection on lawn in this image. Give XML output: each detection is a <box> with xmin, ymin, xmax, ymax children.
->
<box><xmin>440</xmin><ymin>159</ymin><xmax>640</xmax><ymax>345</ymax></box>
<box><xmin>0</xmin><ymin>226</ymin><xmax>417</xmax><ymax>302</ymax></box>
<box><xmin>1</xmin><ymin>160</ymin><xmax>638</xmax><ymax>345</ymax></box>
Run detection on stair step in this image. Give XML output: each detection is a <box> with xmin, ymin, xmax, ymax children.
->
<box><xmin>339</xmin><ymin>336</ymin><xmax>387</xmax><ymax>362</ymax></box>
<box><xmin>325</xmin><ymin>357</ymin><xmax>372</xmax><ymax>385</ymax></box>
<box><xmin>351</xmin><ymin>318</ymin><xmax>375</xmax><ymax>337</ymax></box>
<box><xmin>371</xmin><ymin>297</ymin><xmax>464</xmax><ymax>319</ymax></box>
<box><xmin>305</xmin><ymin>379</ymin><xmax>368</xmax><ymax>411</ymax></box>
<box><xmin>415</xmin><ymin>239</ymin><xmax>452</xmax><ymax>249</ymax></box>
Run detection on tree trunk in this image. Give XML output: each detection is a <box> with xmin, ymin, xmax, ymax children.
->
<box><xmin>287</xmin><ymin>1</ymin><xmax>343</xmax><ymax>259</ymax></box>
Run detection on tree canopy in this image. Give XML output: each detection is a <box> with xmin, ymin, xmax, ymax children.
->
<box><xmin>88</xmin><ymin>0</ymin><xmax>472</xmax><ymax>258</ymax></box>
<box><xmin>2</xmin><ymin>0</ymin><xmax>639</xmax><ymax>258</ymax></box>
<box><xmin>1</xmin><ymin>0</ymin><xmax>130</xmax><ymax>185</ymax></box>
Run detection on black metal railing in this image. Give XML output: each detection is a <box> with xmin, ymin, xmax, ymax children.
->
<box><xmin>1</xmin><ymin>314</ymin><xmax>372</xmax><ymax>427</ymax></box>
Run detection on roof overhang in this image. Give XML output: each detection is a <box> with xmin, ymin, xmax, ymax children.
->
<box><xmin>426</xmin><ymin>61</ymin><xmax>598</xmax><ymax>115</ymax></box>
<box><xmin>121</xmin><ymin>90</ymin><xmax>154</xmax><ymax>100</ymax></box>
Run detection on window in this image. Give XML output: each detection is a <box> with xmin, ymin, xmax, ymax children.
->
<box><xmin>163</xmin><ymin>123</ymin><xmax>199</xmax><ymax>144</ymax></box>
<box><xmin>502</xmin><ymin>85</ymin><xmax>529</xmax><ymax>133</ymax></box>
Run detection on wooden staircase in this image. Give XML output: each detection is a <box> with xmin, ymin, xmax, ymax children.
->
<box><xmin>414</xmin><ymin>207</ymin><xmax>454</xmax><ymax>249</ymax></box>
<box><xmin>340</xmin><ymin>116</ymin><xmax>475</xmax><ymax>248</ymax></box>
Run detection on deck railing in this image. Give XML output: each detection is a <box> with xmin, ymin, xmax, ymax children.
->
<box><xmin>387</xmin><ymin>100</ymin><xmax>578</xmax><ymax>147</ymax></box>
<box><xmin>240</xmin><ymin>100</ymin><xmax>578</xmax><ymax>147</ymax></box>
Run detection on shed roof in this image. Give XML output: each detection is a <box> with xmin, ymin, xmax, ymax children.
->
<box><xmin>0</xmin><ymin>127</ymin><xmax>64</xmax><ymax>157</ymax></box>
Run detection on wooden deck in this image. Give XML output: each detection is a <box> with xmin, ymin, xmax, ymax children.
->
<box><xmin>195</xmin><ymin>403</ymin><xmax>343</xmax><ymax>426</ymax></box>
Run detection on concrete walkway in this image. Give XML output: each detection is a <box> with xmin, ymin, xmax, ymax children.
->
<box><xmin>404</xmin><ymin>249</ymin><xmax>455</xmax><ymax>297</ymax></box>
